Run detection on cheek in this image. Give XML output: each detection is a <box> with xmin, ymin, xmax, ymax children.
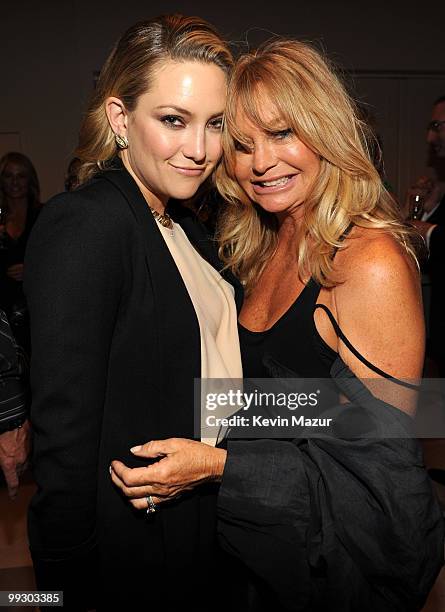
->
<box><xmin>286</xmin><ymin>142</ymin><xmax>319</xmax><ymax>170</ymax></box>
<box><xmin>234</xmin><ymin>156</ymin><xmax>251</xmax><ymax>184</ymax></box>
<box><xmin>308</xmin><ymin>156</ymin><xmax>321</xmax><ymax>179</ymax></box>
<box><xmin>143</xmin><ymin>131</ymin><xmax>179</xmax><ymax>159</ymax></box>
<box><xmin>131</xmin><ymin>118</ymin><xmax>180</xmax><ymax>160</ymax></box>
<box><xmin>208</xmin><ymin>135</ymin><xmax>223</xmax><ymax>160</ymax></box>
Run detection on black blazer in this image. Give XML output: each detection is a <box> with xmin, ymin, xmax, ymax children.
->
<box><xmin>24</xmin><ymin>166</ymin><xmax>242</xmax><ymax>609</ymax></box>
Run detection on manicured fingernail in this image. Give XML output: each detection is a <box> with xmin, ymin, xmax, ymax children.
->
<box><xmin>130</xmin><ymin>445</ymin><xmax>142</xmax><ymax>453</ymax></box>
<box><xmin>109</xmin><ymin>465</ymin><xmax>113</xmax><ymax>474</ymax></box>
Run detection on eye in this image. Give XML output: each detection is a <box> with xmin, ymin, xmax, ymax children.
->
<box><xmin>160</xmin><ymin>115</ymin><xmax>185</xmax><ymax>129</ymax></box>
<box><xmin>271</xmin><ymin>128</ymin><xmax>293</xmax><ymax>140</ymax></box>
<box><xmin>207</xmin><ymin>116</ymin><xmax>223</xmax><ymax>131</ymax></box>
<box><xmin>234</xmin><ymin>140</ymin><xmax>252</xmax><ymax>154</ymax></box>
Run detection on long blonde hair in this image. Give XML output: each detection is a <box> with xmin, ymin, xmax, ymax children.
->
<box><xmin>216</xmin><ymin>39</ymin><xmax>416</xmax><ymax>291</ymax></box>
<box><xmin>76</xmin><ymin>14</ymin><xmax>233</xmax><ymax>184</ymax></box>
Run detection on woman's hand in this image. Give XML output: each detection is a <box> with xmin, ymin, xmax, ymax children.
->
<box><xmin>110</xmin><ymin>438</ymin><xmax>227</xmax><ymax>510</ymax></box>
<box><xmin>0</xmin><ymin>420</ymin><xmax>31</xmax><ymax>499</ymax></box>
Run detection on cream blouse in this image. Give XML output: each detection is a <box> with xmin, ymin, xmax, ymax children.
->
<box><xmin>157</xmin><ymin>221</ymin><xmax>243</xmax><ymax>443</ymax></box>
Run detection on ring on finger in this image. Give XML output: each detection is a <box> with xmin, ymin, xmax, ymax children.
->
<box><xmin>146</xmin><ymin>495</ymin><xmax>158</xmax><ymax>514</ymax></box>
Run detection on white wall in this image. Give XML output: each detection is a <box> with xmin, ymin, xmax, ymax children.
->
<box><xmin>1</xmin><ymin>0</ymin><xmax>444</xmax><ymax>200</ymax></box>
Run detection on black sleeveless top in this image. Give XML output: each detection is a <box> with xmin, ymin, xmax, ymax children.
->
<box><xmin>239</xmin><ymin>278</ymin><xmax>334</xmax><ymax>379</ymax></box>
<box><xmin>239</xmin><ymin>277</ymin><xmax>418</xmax><ymax>391</ymax></box>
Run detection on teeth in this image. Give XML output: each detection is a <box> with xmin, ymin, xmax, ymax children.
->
<box><xmin>259</xmin><ymin>176</ymin><xmax>291</xmax><ymax>187</ymax></box>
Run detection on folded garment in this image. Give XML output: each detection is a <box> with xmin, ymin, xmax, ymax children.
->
<box><xmin>218</xmin><ymin>357</ymin><xmax>444</xmax><ymax>611</ymax></box>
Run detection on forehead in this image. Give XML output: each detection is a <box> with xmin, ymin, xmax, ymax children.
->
<box><xmin>2</xmin><ymin>162</ymin><xmax>28</xmax><ymax>176</ymax></box>
<box><xmin>140</xmin><ymin>59</ymin><xmax>227</xmax><ymax>111</ymax></box>
<box><xmin>232</xmin><ymin>83</ymin><xmax>285</xmax><ymax>134</ymax></box>
<box><xmin>234</xmin><ymin>105</ymin><xmax>284</xmax><ymax>135</ymax></box>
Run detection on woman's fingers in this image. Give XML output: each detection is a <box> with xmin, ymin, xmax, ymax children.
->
<box><xmin>129</xmin><ymin>495</ymin><xmax>163</xmax><ymax>511</ymax></box>
<box><xmin>110</xmin><ymin>460</ymin><xmax>179</xmax><ymax>498</ymax></box>
<box><xmin>110</xmin><ymin>461</ymin><xmax>164</xmax><ymax>494</ymax></box>
<box><xmin>109</xmin><ymin>463</ymin><xmax>172</xmax><ymax>511</ymax></box>
<box><xmin>130</xmin><ymin>439</ymin><xmax>173</xmax><ymax>458</ymax></box>
<box><xmin>110</xmin><ymin>464</ymin><xmax>152</xmax><ymax>496</ymax></box>
<box><xmin>110</xmin><ymin>438</ymin><xmax>216</xmax><ymax>508</ymax></box>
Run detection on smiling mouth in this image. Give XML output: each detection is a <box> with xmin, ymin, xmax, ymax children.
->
<box><xmin>252</xmin><ymin>174</ymin><xmax>296</xmax><ymax>188</ymax></box>
<box><xmin>170</xmin><ymin>164</ymin><xmax>206</xmax><ymax>175</ymax></box>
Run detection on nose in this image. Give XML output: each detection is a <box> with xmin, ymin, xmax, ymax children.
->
<box><xmin>182</xmin><ymin>126</ymin><xmax>206</xmax><ymax>165</ymax></box>
<box><xmin>251</xmin><ymin>140</ymin><xmax>277</xmax><ymax>176</ymax></box>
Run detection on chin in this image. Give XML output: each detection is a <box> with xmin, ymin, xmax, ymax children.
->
<box><xmin>255</xmin><ymin>200</ymin><xmax>295</xmax><ymax>215</ymax></box>
<box><xmin>169</xmin><ymin>189</ymin><xmax>200</xmax><ymax>201</ymax></box>
<box><xmin>169</xmin><ymin>183</ymin><xmax>205</xmax><ymax>201</ymax></box>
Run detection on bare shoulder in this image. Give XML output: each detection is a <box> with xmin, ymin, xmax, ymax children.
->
<box><xmin>330</xmin><ymin>227</ymin><xmax>424</xmax><ymax>386</ymax></box>
<box><xmin>336</xmin><ymin>227</ymin><xmax>418</xmax><ymax>289</ymax></box>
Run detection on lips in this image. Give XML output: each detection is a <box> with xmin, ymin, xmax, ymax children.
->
<box><xmin>251</xmin><ymin>174</ymin><xmax>297</xmax><ymax>194</ymax></box>
<box><xmin>169</xmin><ymin>164</ymin><xmax>206</xmax><ymax>177</ymax></box>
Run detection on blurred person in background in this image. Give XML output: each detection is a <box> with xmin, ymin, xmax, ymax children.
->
<box><xmin>0</xmin><ymin>308</ymin><xmax>30</xmax><ymax>499</ymax></box>
<box><xmin>407</xmin><ymin>96</ymin><xmax>445</xmax><ymax>376</ymax></box>
<box><xmin>0</xmin><ymin>152</ymin><xmax>41</xmax><ymax>355</ymax></box>
<box><xmin>0</xmin><ymin>152</ymin><xmax>37</xmax><ymax>500</ymax></box>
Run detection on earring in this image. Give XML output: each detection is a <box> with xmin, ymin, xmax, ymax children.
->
<box><xmin>115</xmin><ymin>134</ymin><xmax>128</xmax><ymax>149</ymax></box>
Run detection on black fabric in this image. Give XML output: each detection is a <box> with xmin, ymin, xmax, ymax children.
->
<box><xmin>239</xmin><ymin>279</ymin><xmax>337</xmax><ymax>380</ymax></box>
<box><xmin>0</xmin><ymin>308</ymin><xmax>29</xmax><ymax>432</ymax></box>
<box><xmin>0</xmin><ymin>207</ymin><xmax>38</xmax><ymax>355</ymax></box>
<box><xmin>222</xmin><ymin>267</ymin><xmax>443</xmax><ymax>610</ymax></box>
<box><xmin>426</xmin><ymin>195</ymin><xmax>445</xmax><ymax>371</ymax></box>
<box><xmin>24</xmin><ymin>166</ymin><xmax>243</xmax><ymax>609</ymax></box>
<box><xmin>218</xmin><ymin>358</ymin><xmax>444</xmax><ymax>611</ymax></box>
<box><xmin>314</xmin><ymin>304</ymin><xmax>419</xmax><ymax>390</ymax></box>
<box><xmin>425</xmin><ymin>194</ymin><xmax>445</xmax><ymax>227</ymax></box>
<box><xmin>0</xmin><ymin>206</ymin><xmax>37</xmax><ymax>312</ymax></box>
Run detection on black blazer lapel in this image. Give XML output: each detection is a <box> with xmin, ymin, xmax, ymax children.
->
<box><xmin>100</xmin><ymin>167</ymin><xmax>201</xmax><ymax>438</ymax></box>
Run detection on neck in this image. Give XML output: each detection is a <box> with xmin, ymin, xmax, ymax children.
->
<box><xmin>5</xmin><ymin>197</ymin><xmax>28</xmax><ymax>215</ymax></box>
<box><xmin>276</xmin><ymin>209</ymin><xmax>303</xmax><ymax>237</ymax></box>
<box><xmin>120</xmin><ymin>151</ymin><xmax>167</xmax><ymax>214</ymax></box>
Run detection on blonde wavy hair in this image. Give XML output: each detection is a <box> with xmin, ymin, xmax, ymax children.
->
<box><xmin>75</xmin><ymin>14</ymin><xmax>233</xmax><ymax>184</ymax></box>
<box><xmin>216</xmin><ymin>39</ymin><xmax>417</xmax><ymax>291</ymax></box>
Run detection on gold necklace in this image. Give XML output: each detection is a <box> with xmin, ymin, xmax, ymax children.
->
<box><xmin>149</xmin><ymin>206</ymin><xmax>173</xmax><ymax>230</ymax></box>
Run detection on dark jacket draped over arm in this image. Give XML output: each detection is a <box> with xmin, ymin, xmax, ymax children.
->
<box><xmin>218</xmin><ymin>359</ymin><xmax>444</xmax><ymax>611</ymax></box>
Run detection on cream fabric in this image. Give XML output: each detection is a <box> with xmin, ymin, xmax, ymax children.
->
<box><xmin>157</xmin><ymin>221</ymin><xmax>243</xmax><ymax>444</ymax></box>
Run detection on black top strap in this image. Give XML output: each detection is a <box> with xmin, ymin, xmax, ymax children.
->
<box><xmin>330</xmin><ymin>223</ymin><xmax>354</xmax><ymax>260</ymax></box>
<box><xmin>314</xmin><ymin>303</ymin><xmax>419</xmax><ymax>390</ymax></box>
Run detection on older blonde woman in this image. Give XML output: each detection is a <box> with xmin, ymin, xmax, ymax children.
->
<box><xmin>112</xmin><ymin>39</ymin><xmax>443</xmax><ymax>611</ymax></box>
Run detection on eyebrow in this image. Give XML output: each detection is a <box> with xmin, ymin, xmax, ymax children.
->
<box><xmin>154</xmin><ymin>105</ymin><xmax>224</xmax><ymax>118</ymax></box>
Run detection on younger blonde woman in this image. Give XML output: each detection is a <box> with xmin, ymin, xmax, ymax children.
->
<box><xmin>25</xmin><ymin>14</ymin><xmax>242</xmax><ymax>610</ymax></box>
